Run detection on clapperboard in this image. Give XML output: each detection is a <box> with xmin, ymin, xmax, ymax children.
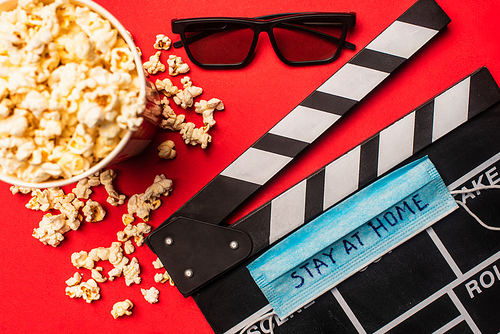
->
<box><xmin>145</xmin><ymin>0</ymin><xmax>500</xmax><ymax>332</ymax></box>
<box><xmin>191</xmin><ymin>67</ymin><xmax>500</xmax><ymax>334</ymax></box>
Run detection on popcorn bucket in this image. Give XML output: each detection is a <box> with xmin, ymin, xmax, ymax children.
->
<box><xmin>0</xmin><ymin>0</ymin><xmax>163</xmax><ymax>189</ymax></box>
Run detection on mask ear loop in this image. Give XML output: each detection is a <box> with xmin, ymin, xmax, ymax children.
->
<box><xmin>239</xmin><ymin>311</ymin><xmax>277</xmax><ymax>334</ymax></box>
<box><xmin>449</xmin><ymin>185</ymin><xmax>500</xmax><ymax>231</ymax></box>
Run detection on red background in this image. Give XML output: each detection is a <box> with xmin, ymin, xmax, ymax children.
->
<box><xmin>0</xmin><ymin>0</ymin><xmax>498</xmax><ymax>333</ymax></box>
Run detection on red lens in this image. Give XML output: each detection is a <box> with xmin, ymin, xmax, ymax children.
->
<box><xmin>184</xmin><ymin>22</ymin><xmax>255</xmax><ymax>65</ymax></box>
<box><xmin>272</xmin><ymin>18</ymin><xmax>343</xmax><ymax>63</ymax></box>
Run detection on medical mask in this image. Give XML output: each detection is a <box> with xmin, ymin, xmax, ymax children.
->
<box><xmin>247</xmin><ymin>156</ymin><xmax>458</xmax><ymax>320</ymax></box>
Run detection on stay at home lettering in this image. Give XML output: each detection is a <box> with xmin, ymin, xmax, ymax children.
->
<box><xmin>291</xmin><ymin>194</ymin><xmax>429</xmax><ymax>289</ymax></box>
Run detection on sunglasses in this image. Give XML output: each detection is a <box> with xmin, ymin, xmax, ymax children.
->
<box><xmin>171</xmin><ymin>12</ymin><xmax>356</xmax><ymax>68</ymax></box>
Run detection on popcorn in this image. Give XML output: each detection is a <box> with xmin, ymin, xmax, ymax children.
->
<box><xmin>152</xmin><ymin>257</ymin><xmax>164</xmax><ymax>269</ymax></box>
<box><xmin>65</xmin><ymin>272</ymin><xmax>82</xmax><ymax>287</ymax></box>
<box><xmin>0</xmin><ymin>0</ymin><xmax>145</xmax><ymax>183</ymax></box>
<box><xmin>99</xmin><ymin>169</ymin><xmax>126</xmax><ymax>206</ymax></box>
<box><xmin>123</xmin><ymin>240</ymin><xmax>135</xmax><ymax>255</ymax></box>
<box><xmin>155</xmin><ymin>78</ymin><xmax>178</xmax><ymax>97</ymax></box>
<box><xmin>180</xmin><ymin>123</ymin><xmax>212</xmax><ymax>149</ymax></box>
<box><xmin>65</xmin><ymin>278</ymin><xmax>101</xmax><ymax>303</ymax></box>
<box><xmin>123</xmin><ymin>174</ymin><xmax>173</xmax><ymax>222</ymax></box>
<box><xmin>173</xmin><ymin>76</ymin><xmax>202</xmax><ymax>109</ymax></box>
<box><xmin>91</xmin><ymin>267</ymin><xmax>107</xmax><ymax>283</ymax></box>
<box><xmin>143</xmin><ymin>51</ymin><xmax>165</xmax><ymax>75</ymax></box>
<box><xmin>117</xmin><ymin>223</ymin><xmax>152</xmax><ymax>247</ymax></box>
<box><xmin>167</xmin><ymin>55</ymin><xmax>190</xmax><ymax>76</ymax></box>
<box><xmin>158</xmin><ymin>140</ymin><xmax>176</xmax><ymax>159</ymax></box>
<box><xmin>71</xmin><ymin>251</ymin><xmax>95</xmax><ymax>269</ymax></box>
<box><xmin>122</xmin><ymin>257</ymin><xmax>141</xmax><ymax>286</ymax></box>
<box><xmin>160</xmin><ymin>111</ymin><xmax>186</xmax><ymax>131</ymax></box>
<box><xmin>141</xmin><ymin>287</ymin><xmax>159</xmax><ymax>304</ymax></box>
<box><xmin>33</xmin><ymin>213</ymin><xmax>79</xmax><ymax>247</ymax></box>
<box><xmin>154</xmin><ymin>271</ymin><xmax>175</xmax><ymax>286</ymax></box>
<box><xmin>194</xmin><ymin>98</ymin><xmax>224</xmax><ymax>128</ymax></box>
<box><xmin>82</xmin><ymin>199</ymin><xmax>106</xmax><ymax>222</ymax></box>
<box><xmin>111</xmin><ymin>299</ymin><xmax>134</xmax><ymax>319</ymax></box>
<box><xmin>153</xmin><ymin>34</ymin><xmax>172</xmax><ymax>51</ymax></box>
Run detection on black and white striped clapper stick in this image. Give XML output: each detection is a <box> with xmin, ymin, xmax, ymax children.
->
<box><xmin>231</xmin><ymin>67</ymin><xmax>500</xmax><ymax>257</ymax></box>
<box><xmin>146</xmin><ymin>0</ymin><xmax>452</xmax><ymax>296</ymax></box>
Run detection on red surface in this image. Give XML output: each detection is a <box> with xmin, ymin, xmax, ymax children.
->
<box><xmin>0</xmin><ymin>0</ymin><xmax>498</xmax><ymax>333</ymax></box>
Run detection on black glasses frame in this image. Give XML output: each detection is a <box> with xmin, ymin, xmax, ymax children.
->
<box><xmin>172</xmin><ymin>12</ymin><xmax>356</xmax><ymax>68</ymax></box>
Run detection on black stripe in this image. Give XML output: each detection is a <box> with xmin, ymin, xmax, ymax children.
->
<box><xmin>175</xmin><ymin>175</ymin><xmax>261</xmax><ymax>225</ymax></box>
<box><xmin>305</xmin><ymin>169</ymin><xmax>326</xmax><ymax>222</ymax></box>
<box><xmin>301</xmin><ymin>91</ymin><xmax>357</xmax><ymax>116</ymax></box>
<box><xmin>397</xmin><ymin>0</ymin><xmax>451</xmax><ymax>31</ymax></box>
<box><xmin>468</xmin><ymin>67</ymin><xmax>500</xmax><ymax>119</ymax></box>
<box><xmin>413</xmin><ymin>101</ymin><xmax>434</xmax><ymax>153</ymax></box>
<box><xmin>358</xmin><ymin>135</ymin><xmax>380</xmax><ymax>188</ymax></box>
<box><xmin>252</xmin><ymin>133</ymin><xmax>309</xmax><ymax>158</ymax></box>
<box><xmin>350</xmin><ymin>49</ymin><xmax>406</xmax><ymax>73</ymax></box>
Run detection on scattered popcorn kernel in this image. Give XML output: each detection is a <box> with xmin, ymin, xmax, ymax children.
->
<box><xmin>180</xmin><ymin>123</ymin><xmax>212</xmax><ymax>149</ymax></box>
<box><xmin>155</xmin><ymin>78</ymin><xmax>178</xmax><ymax>97</ymax></box>
<box><xmin>99</xmin><ymin>169</ymin><xmax>126</xmax><ymax>206</ymax></box>
<box><xmin>72</xmin><ymin>178</ymin><xmax>93</xmax><ymax>199</ymax></box>
<box><xmin>122</xmin><ymin>213</ymin><xmax>135</xmax><ymax>225</ymax></box>
<box><xmin>111</xmin><ymin>299</ymin><xmax>134</xmax><ymax>319</ymax></box>
<box><xmin>160</xmin><ymin>111</ymin><xmax>186</xmax><ymax>131</ymax></box>
<box><xmin>141</xmin><ymin>287</ymin><xmax>160</xmax><ymax>304</ymax></box>
<box><xmin>122</xmin><ymin>257</ymin><xmax>141</xmax><ymax>286</ymax></box>
<box><xmin>33</xmin><ymin>213</ymin><xmax>72</xmax><ymax>247</ymax></box>
<box><xmin>167</xmin><ymin>55</ymin><xmax>190</xmax><ymax>76</ymax></box>
<box><xmin>123</xmin><ymin>175</ymin><xmax>173</xmax><ymax>223</ymax></box>
<box><xmin>124</xmin><ymin>240</ymin><xmax>135</xmax><ymax>254</ymax></box>
<box><xmin>65</xmin><ymin>279</ymin><xmax>100</xmax><ymax>303</ymax></box>
<box><xmin>82</xmin><ymin>199</ymin><xmax>106</xmax><ymax>222</ymax></box>
<box><xmin>158</xmin><ymin>140</ymin><xmax>176</xmax><ymax>159</ymax></box>
<box><xmin>154</xmin><ymin>271</ymin><xmax>175</xmax><ymax>286</ymax></box>
<box><xmin>194</xmin><ymin>98</ymin><xmax>225</xmax><ymax>128</ymax></box>
<box><xmin>117</xmin><ymin>222</ymin><xmax>152</xmax><ymax>246</ymax></box>
<box><xmin>88</xmin><ymin>247</ymin><xmax>110</xmax><ymax>262</ymax></box>
<box><xmin>173</xmin><ymin>77</ymin><xmax>202</xmax><ymax>109</ymax></box>
<box><xmin>71</xmin><ymin>251</ymin><xmax>95</xmax><ymax>270</ymax></box>
<box><xmin>9</xmin><ymin>185</ymin><xmax>33</xmax><ymax>195</ymax></box>
<box><xmin>152</xmin><ymin>257</ymin><xmax>164</xmax><ymax>269</ymax></box>
<box><xmin>65</xmin><ymin>272</ymin><xmax>82</xmax><ymax>287</ymax></box>
<box><xmin>108</xmin><ymin>267</ymin><xmax>123</xmax><ymax>282</ymax></box>
<box><xmin>108</xmin><ymin>242</ymin><xmax>129</xmax><ymax>267</ymax></box>
<box><xmin>153</xmin><ymin>34</ymin><xmax>172</xmax><ymax>51</ymax></box>
<box><xmin>143</xmin><ymin>51</ymin><xmax>165</xmax><ymax>75</ymax></box>
<box><xmin>91</xmin><ymin>267</ymin><xmax>107</xmax><ymax>283</ymax></box>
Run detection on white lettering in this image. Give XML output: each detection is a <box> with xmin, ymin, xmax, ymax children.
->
<box><xmin>460</xmin><ymin>186</ymin><xmax>476</xmax><ymax>204</ymax></box>
<box><xmin>465</xmin><ymin>280</ymin><xmax>482</xmax><ymax>298</ymax></box>
<box><xmin>247</xmin><ymin>325</ymin><xmax>260</xmax><ymax>334</ymax></box>
<box><xmin>479</xmin><ymin>271</ymin><xmax>495</xmax><ymax>288</ymax></box>
<box><xmin>471</xmin><ymin>174</ymin><xmax>485</xmax><ymax>195</ymax></box>
<box><xmin>486</xmin><ymin>166</ymin><xmax>500</xmax><ymax>185</ymax></box>
<box><xmin>494</xmin><ymin>265</ymin><xmax>500</xmax><ymax>280</ymax></box>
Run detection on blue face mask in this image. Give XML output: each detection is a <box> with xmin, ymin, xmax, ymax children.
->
<box><xmin>247</xmin><ymin>156</ymin><xmax>458</xmax><ymax>320</ymax></box>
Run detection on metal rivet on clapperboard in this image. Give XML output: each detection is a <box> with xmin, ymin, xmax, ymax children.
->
<box><xmin>184</xmin><ymin>269</ymin><xmax>194</xmax><ymax>278</ymax></box>
<box><xmin>165</xmin><ymin>237</ymin><xmax>174</xmax><ymax>246</ymax></box>
<box><xmin>229</xmin><ymin>241</ymin><xmax>239</xmax><ymax>250</ymax></box>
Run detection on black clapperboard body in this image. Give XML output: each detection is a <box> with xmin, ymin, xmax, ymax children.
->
<box><xmin>144</xmin><ymin>0</ymin><xmax>500</xmax><ymax>332</ymax></box>
<box><xmin>192</xmin><ymin>69</ymin><xmax>500</xmax><ymax>334</ymax></box>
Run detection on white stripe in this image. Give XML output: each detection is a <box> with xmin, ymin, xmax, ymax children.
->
<box><xmin>426</xmin><ymin>227</ymin><xmax>463</xmax><ymax>277</ymax></box>
<box><xmin>323</xmin><ymin>146</ymin><xmax>361</xmax><ymax>210</ymax></box>
<box><xmin>224</xmin><ymin>304</ymin><xmax>273</xmax><ymax>334</ymax></box>
<box><xmin>377</xmin><ymin>112</ymin><xmax>415</xmax><ymax>176</ymax></box>
<box><xmin>447</xmin><ymin>289</ymin><xmax>482</xmax><ymax>334</ymax></box>
<box><xmin>269</xmin><ymin>180</ymin><xmax>307</xmax><ymax>244</ymax></box>
<box><xmin>432</xmin><ymin>315</ymin><xmax>465</xmax><ymax>334</ymax></box>
<box><xmin>331</xmin><ymin>288</ymin><xmax>367</xmax><ymax>334</ymax></box>
<box><xmin>432</xmin><ymin>76</ymin><xmax>471</xmax><ymax>141</ymax></box>
<box><xmin>318</xmin><ymin>63</ymin><xmax>389</xmax><ymax>101</ymax></box>
<box><xmin>221</xmin><ymin>147</ymin><xmax>292</xmax><ymax>186</ymax></box>
<box><xmin>269</xmin><ymin>105</ymin><xmax>341</xmax><ymax>144</ymax></box>
<box><xmin>366</xmin><ymin>21</ymin><xmax>438</xmax><ymax>59</ymax></box>
<box><xmin>447</xmin><ymin>152</ymin><xmax>500</xmax><ymax>191</ymax></box>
